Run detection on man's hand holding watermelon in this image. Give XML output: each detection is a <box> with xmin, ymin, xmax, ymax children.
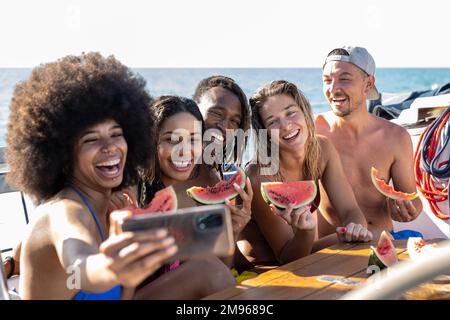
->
<box><xmin>387</xmin><ymin>198</ymin><xmax>420</xmax><ymax>223</ymax></box>
<box><xmin>371</xmin><ymin>166</ymin><xmax>420</xmax><ymax>223</ymax></box>
<box><xmin>225</xmin><ymin>177</ymin><xmax>254</xmax><ymax>240</ymax></box>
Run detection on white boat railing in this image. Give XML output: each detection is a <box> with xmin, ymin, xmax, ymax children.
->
<box><xmin>0</xmin><ymin>147</ymin><xmax>34</xmax><ymax>254</ymax></box>
<box><xmin>341</xmin><ymin>239</ymin><xmax>450</xmax><ymax>300</ymax></box>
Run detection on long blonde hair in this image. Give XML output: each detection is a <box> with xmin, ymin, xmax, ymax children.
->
<box><xmin>249</xmin><ymin>80</ymin><xmax>321</xmax><ymax>181</ymax></box>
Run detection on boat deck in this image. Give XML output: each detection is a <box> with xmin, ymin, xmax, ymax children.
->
<box><xmin>204</xmin><ymin>239</ymin><xmax>449</xmax><ymax>300</ymax></box>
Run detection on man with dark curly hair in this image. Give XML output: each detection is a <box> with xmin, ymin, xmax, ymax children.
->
<box><xmin>5</xmin><ymin>52</ymin><xmax>178</xmax><ymax>299</ymax></box>
<box><xmin>193</xmin><ymin>75</ymin><xmax>250</xmax><ymax>171</ymax></box>
<box><xmin>188</xmin><ymin>76</ymin><xmax>254</xmax><ymax>272</ymax></box>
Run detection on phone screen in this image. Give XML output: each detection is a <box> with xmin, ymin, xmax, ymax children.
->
<box><xmin>121</xmin><ymin>204</ymin><xmax>234</xmax><ymax>262</ymax></box>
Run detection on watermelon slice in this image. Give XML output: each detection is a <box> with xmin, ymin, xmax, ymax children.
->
<box><xmin>407</xmin><ymin>237</ymin><xmax>439</xmax><ymax>261</ymax></box>
<box><xmin>131</xmin><ymin>186</ymin><xmax>178</xmax><ymax>215</ymax></box>
<box><xmin>370</xmin><ymin>167</ymin><xmax>418</xmax><ymax>200</ymax></box>
<box><xmin>260</xmin><ymin>180</ymin><xmax>317</xmax><ymax>209</ymax></box>
<box><xmin>186</xmin><ymin>167</ymin><xmax>246</xmax><ymax>205</ymax></box>
<box><xmin>368</xmin><ymin>230</ymin><xmax>398</xmax><ymax>270</ymax></box>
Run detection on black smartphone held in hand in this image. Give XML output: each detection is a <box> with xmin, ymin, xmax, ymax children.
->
<box><xmin>120</xmin><ymin>204</ymin><xmax>235</xmax><ymax>262</ymax></box>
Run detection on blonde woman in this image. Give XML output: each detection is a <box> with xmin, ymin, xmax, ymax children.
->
<box><xmin>241</xmin><ymin>80</ymin><xmax>372</xmax><ymax>266</ymax></box>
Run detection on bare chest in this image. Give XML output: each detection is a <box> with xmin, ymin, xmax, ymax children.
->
<box><xmin>331</xmin><ymin>133</ymin><xmax>394</xmax><ymax>183</ymax></box>
<box><xmin>329</xmin><ymin>133</ymin><xmax>396</xmax><ymax>214</ymax></box>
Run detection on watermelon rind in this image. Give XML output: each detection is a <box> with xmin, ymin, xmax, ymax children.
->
<box><xmin>260</xmin><ymin>181</ymin><xmax>317</xmax><ymax>209</ymax></box>
<box><xmin>186</xmin><ymin>167</ymin><xmax>246</xmax><ymax>205</ymax></box>
<box><xmin>368</xmin><ymin>246</ymin><xmax>388</xmax><ymax>270</ymax></box>
<box><xmin>368</xmin><ymin>230</ymin><xmax>398</xmax><ymax>270</ymax></box>
<box><xmin>370</xmin><ymin>167</ymin><xmax>418</xmax><ymax>200</ymax></box>
<box><xmin>260</xmin><ymin>183</ymin><xmax>272</xmax><ymax>205</ymax></box>
<box><xmin>147</xmin><ymin>185</ymin><xmax>178</xmax><ymax>211</ymax></box>
<box><xmin>407</xmin><ymin>237</ymin><xmax>439</xmax><ymax>261</ymax></box>
<box><xmin>132</xmin><ymin>186</ymin><xmax>178</xmax><ymax>215</ymax></box>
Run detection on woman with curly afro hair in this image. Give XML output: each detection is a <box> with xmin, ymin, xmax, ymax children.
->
<box><xmin>5</xmin><ymin>52</ymin><xmax>178</xmax><ymax>299</ymax></box>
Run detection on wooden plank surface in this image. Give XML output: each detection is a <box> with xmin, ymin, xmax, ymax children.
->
<box><xmin>304</xmin><ymin>245</ymin><xmax>409</xmax><ymax>300</ymax></box>
<box><xmin>205</xmin><ymin>240</ymin><xmax>410</xmax><ymax>300</ymax></box>
<box><xmin>204</xmin><ymin>242</ymin><xmax>358</xmax><ymax>300</ymax></box>
<box><xmin>229</xmin><ymin>242</ymin><xmax>406</xmax><ymax>300</ymax></box>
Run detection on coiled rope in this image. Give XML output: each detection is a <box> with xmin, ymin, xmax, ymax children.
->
<box><xmin>414</xmin><ymin>107</ymin><xmax>450</xmax><ymax>220</ymax></box>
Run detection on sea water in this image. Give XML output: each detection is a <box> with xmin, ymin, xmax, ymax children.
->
<box><xmin>1</xmin><ymin>68</ymin><xmax>450</xmax><ymax>148</ymax></box>
<box><xmin>1</xmin><ymin>68</ymin><xmax>450</xmax><ymax>251</ymax></box>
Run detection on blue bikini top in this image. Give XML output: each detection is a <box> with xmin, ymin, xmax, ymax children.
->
<box><xmin>71</xmin><ymin>186</ymin><xmax>122</xmax><ymax>300</ymax></box>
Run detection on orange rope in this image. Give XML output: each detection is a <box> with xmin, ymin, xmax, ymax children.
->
<box><xmin>414</xmin><ymin>111</ymin><xmax>449</xmax><ymax>220</ymax></box>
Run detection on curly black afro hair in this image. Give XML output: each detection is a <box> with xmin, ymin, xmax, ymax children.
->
<box><xmin>5</xmin><ymin>52</ymin><xmax>155</xmax><ymax>203</ymax></box>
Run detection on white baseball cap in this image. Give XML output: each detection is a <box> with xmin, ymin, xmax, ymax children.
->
<box><xmin>324</xmin><ymin>46</ymin><xmax>380</xmax><ymax>100</ymax></box>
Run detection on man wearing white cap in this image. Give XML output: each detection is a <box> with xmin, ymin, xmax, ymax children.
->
<box><xmin>315</xmin><ymin>46</ymin><xmax>423</xmax><ymax>239</ymax></box>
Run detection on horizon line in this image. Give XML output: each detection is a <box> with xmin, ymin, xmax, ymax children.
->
<box><xmin>1</xmin><ymin>66</ymin><xmax>450</xmax><ymax>69</ymax></box>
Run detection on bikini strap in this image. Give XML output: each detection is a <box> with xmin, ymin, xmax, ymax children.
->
<box><xmin>70</xmin><ymin>186</ymin><xmax>106</xmax><ymax>241</ymax></box>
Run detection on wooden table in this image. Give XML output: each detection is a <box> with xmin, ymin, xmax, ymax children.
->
<box><xmin>205</xmin><ymin>240</ymin><xmax>411</xmax><ymax>300</ymax></box>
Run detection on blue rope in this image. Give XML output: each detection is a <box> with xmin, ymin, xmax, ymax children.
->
<box><xmin>421</xmin><ymin>107</ymin><xmax>450</xmax><ymax>179</ymax></box>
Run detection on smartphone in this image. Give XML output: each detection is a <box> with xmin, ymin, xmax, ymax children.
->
<box><xmin>120</xmin><ymin>204</ymin><xmax>235</xmax><ymax>262</ymax></box>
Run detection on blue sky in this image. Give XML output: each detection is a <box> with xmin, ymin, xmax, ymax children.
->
<box><xmin>0</xmin><ymin>0</ymin><xmax>449</xmax><ymax>67</ymax></box>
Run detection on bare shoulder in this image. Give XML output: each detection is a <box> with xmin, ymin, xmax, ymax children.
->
<box><xmin>371</xmin><ymin>114</ymin><xmax>406</xmax><ymax>132</ymax></box>
<box><xmin>23</xmin><ymin>204</ymin><xmax>53</xmax><ymax>246</ymax></box>
<box><xmin>314</xmin><ymin>111</ymin><xmax>335</xmax><ymax>123</ymax></box>
<box><xmin>315</xmin><ymin>111</ymin><xmax>335</xmax><ymax>134</ymax></box>
<box><xmin>316</xmin><ymin>134</ymin><xmax>339</xmax><ymax>170</ymax></box>
<box><xmin>370</xmin><ymin>115</ymin><xmax>411</xmax><ymax>145</ymax></box>
<box><xmin>44</xmin><ymin>198</ymin><xmax>89</xmax><ymax>226</ymax></box>
<box><xmin>37</xmin><ymin>197</ymin><xmax>102</xmax><ymax>244</ymax></box>
<box><xmin>316</xmin><ymin>134</ymin><xmax>335</xmax><ymax>154</ymax></box>
<box><xmin>22</xmin><ymin>198</ymin><xmax>86</xmax><ymax>252</ymax></box>
<box><xmin>26</xmin><ymin>199</ymin><xmax>83</xmax><ymax>231</ymax></box>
